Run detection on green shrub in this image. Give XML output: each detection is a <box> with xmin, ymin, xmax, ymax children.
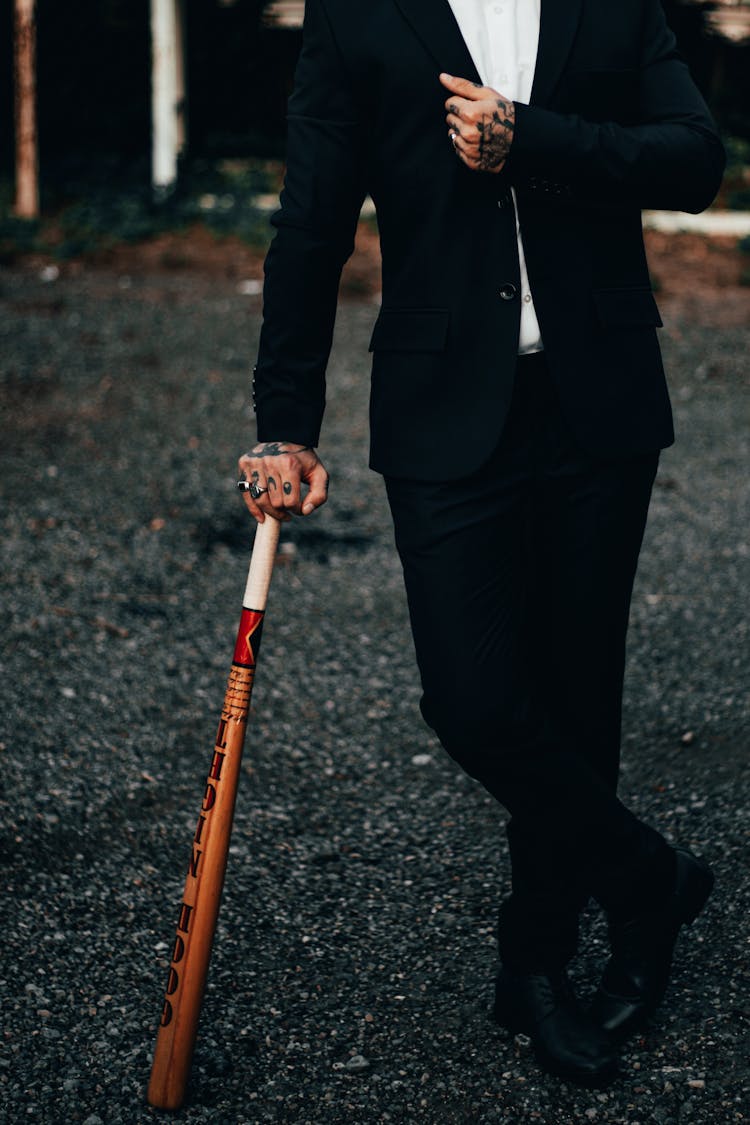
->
<box><xmin>723</xmin><ymin>135</ymin><xmax>750</xmax><ymax>177</ymax></box>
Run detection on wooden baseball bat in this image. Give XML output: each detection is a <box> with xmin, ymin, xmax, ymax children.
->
<box><xmin>147</xmin><ymin>514</ymin><xmax>281</xmax><ymax>1110</ymax></box>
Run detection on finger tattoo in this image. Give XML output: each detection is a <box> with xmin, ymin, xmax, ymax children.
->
<box><xmin>283</xmin><ymin>482</ymin><xmax>292</xmax><ymax>495</ymax></box>
<box><xmin>267</xmin><ymin>475</ymin><xmax>277</xmax><ymax>491</ymax></box>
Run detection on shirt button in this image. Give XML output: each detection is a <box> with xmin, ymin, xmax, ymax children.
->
<box><xmin>524</xmin><ymin>294</ymin><xmax>532</xmax><ymax>304</ymax></box>
<box><xmin>494</xmin><ymin>5</ymin><xmax>503</xmax><ymax>13</ymax></box>
<box><xmin>499</xmin><ymin>283</ymin><xmax>518</xmax><ymax>301</ymax></box>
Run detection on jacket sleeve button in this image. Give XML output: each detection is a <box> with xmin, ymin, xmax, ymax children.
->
<box><xmin>499</xmin><ymin>283</ymin><xmax>518</xmax><ymax>301</ymax></box>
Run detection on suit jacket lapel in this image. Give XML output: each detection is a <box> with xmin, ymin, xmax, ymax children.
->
<box><xmin>391</xmin><ymin>0</ymin><xmax>482</xmax><ymax>85</ymax></box>
<box><xmin>531</xmin><ymin>0</ymin><xmax>584</xmax><ymax>106</ymax></box>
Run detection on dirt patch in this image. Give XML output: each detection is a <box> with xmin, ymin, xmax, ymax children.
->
<box><xmin>646</xmin><ymin>229</ymin><xmax>749</xmax><ymax>327</ymax></box>
<box><xmin>9</xmin><ymin>220</ymin><xmax>748</xmax><ymax>322</ymax></box>
<box><xmin>49</xmin><ymin>217</ymin><xmax>384</xmax><ymax>300</ymax></box>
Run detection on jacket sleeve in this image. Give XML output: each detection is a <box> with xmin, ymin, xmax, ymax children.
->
<box><xmin>507</xmin><ymin>0</ymin><xmax>726</xmax><ymax>213</ymax></box>
<box><xmin>253</xmin><ymin>0</ymin><xmax>367</xmax><ymax>447</ymax></box>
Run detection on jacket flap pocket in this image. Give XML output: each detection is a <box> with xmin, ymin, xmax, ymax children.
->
<box><xmin>592</xmin><ymin>287</ymin><xmax>663</xmax><ymax>328</ymax></box>
<box><xmin>369</xmin><ymin>307</ymin><xmax>450</xmax><ymax>352</ymax></box>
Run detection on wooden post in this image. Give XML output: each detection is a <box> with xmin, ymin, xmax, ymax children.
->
<box><xmin>13</xmin><ymin>0</ymin><xmax>39</xmax><ymax>219</ymax></box>
<box><xmin>150</xmin><ymin>0</ymin><xmax>187</xmax><ymax>194</ymax></box>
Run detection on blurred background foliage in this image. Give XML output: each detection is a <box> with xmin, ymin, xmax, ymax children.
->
<box><xmin>0</xmin><ymin>0</ymin><xmax>749</xmax><ymax>261</ymax></box>
<box><xmin>0</xmin><ymin>155</ymin><xmax>282</xmax><ymax>263</ymax></box>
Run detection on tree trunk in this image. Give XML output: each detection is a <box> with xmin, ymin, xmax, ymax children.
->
<box><xmin>13</xmin><ymin>0</ymin><xmax>39</xmax><ymax>219</ymax></box>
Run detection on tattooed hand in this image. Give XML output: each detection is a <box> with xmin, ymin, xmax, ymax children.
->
<box><xmin>440</xmin><ymin>73</ymin><xmax>515</xmax><ymax>174</ymax></box>
<box><xmin>238</xmin><ymin>441</ymin><xmax>330</xmax><ymax>524</ymax></box>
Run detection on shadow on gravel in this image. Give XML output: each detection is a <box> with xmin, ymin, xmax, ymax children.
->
<box><xmin>193</xmin><ymin>510</ymin><xmax>375</xmax><ymax>563</ymax></box>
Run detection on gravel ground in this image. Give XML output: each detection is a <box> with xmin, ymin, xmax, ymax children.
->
<box><xmin>0</xmin><ymin>262</ymin><xmax>748</xmax><ymax>1124</ymax></box>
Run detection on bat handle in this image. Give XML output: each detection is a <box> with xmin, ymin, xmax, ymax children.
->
<box><xmin>243</xmin><ymin>517</ymin><xmax>281</xmax><ymax>611</ymax></box>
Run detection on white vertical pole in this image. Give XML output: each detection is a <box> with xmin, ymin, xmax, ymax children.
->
<box><xmin>150</xmin><ymin>0</ymin><xmax>187</xmax><ymax>193</ymax></box>
<box><xmin>13</xmin><ymin>0</ymin><xmax>39</xmax><ymax>219</ymax></box>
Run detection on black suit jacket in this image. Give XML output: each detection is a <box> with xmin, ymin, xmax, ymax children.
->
<box><xmin>253</xmin><ymin>0</ymin><xmax>725</xmax><ymax>479</ymax></box>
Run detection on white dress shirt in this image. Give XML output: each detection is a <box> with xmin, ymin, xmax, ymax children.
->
<box><xmin>447</xmin><ymin>0</ymin><xmax>543</xmax><ymax>354</ymax></box>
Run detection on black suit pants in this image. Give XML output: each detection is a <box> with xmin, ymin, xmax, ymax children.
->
<box><xmin>384</xmin><ymin>353</ymin><xmax>674</xmax><ymax>971</ymax></box>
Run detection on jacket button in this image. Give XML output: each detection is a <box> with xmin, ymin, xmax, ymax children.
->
<box><xmin>499</xmin><ymin>283</ymin><xmax>518</xmax><ymax>301</ymax></box>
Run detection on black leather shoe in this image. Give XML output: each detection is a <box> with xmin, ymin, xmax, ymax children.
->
<box><xmin>493</xmin><ymin>967</ymin><xmax>619</xmax><ymax>1087</ymax></box>
<box><xmin>591</xmin><ymin>847</ymin><xmax>714</xmax><ymax>1043</ymax></box>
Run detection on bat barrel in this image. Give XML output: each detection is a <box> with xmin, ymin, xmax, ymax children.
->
<box><xmin>147</xmin><ymin>517</ymin><xmax>281</xmax><ymax>1109</ymax></box>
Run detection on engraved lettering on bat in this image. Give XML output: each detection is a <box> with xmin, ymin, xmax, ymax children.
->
<box><xmin>177</xmin><ymin>902</ymin><xmax>194</xmax><ymax>934</ymax></box>
<box><xmin>157</xmin><ymin>660</ymin><xmax>255</xmax><ymax>1034</ymax></box>
<box><xmin>159</xmin><ymin>902</ymin><xmax>193</xmax><ymax>1020</ymax></box>
<box><xmin>208</xmin><ymin>750</ymin><xmax>226</xmax><ymax>782</ymax></box>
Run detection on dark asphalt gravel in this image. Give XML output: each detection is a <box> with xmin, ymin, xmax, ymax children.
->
<box><xmin>0</xmin><ymin>263</ymin><xmax>748</xmax><ymax>1124</ymax></box>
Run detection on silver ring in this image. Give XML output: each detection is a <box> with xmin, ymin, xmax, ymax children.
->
<box><xmin>237</xmin><ymin>480</ymin><xmax>268</xmax><ymax>500</ymax></box>
<box><xmin>450</xmin><ymin>131</ymin><xmax>459</xmax><ymax>146</ymax></box>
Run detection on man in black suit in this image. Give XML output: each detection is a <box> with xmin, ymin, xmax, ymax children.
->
<box><xmin>239</xmin><ymin>0</ymin><xmax>725</xmax><ymax>1086</ymax></box>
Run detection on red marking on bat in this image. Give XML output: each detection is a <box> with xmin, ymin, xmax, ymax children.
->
<box><xmin>233</xmin><ymin>608</ymin><xmax>265</xmax><ymax>666</ymax></box>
